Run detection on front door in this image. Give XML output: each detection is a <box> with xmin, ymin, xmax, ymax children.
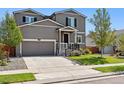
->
<box><xmin>64</xmin><ymin>34</ymin><xmax>69</xmax><ymax>43</ymax></box>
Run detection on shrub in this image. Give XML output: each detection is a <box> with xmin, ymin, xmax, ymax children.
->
<box><xmin>70</xmin><ymin>50</ymin><xmax>81</xmax><ymax>56</ymax></box>
<box><xmin>0</xmin><ymin>43</ymin><xmax>7</xmax><ymax>60</ymax></box>
<box><xmin>65</xmin><ymin>49</ymin><xmax>72</xmax><ymax>56</ymax></box>
<box><xmin>116</xmin><ymin>51</ymin><xmax>124</xmax><ymax>57</ymax></box>
<box><xmin>79</xmin><ymin>48</ymin><xmax>85</xmax><ymax>55</ymax></box>
<box><xmin>84</xmin><ymin>48</ymin><xmax>92</xmax><ymax>54</ymax></box>
<box><xmin>0</xmin><ymin>60</ymin><xmax>7</xmax><ymax>66</ymax></box>
<box><xmin>120</xmin><ymin>52</ymin><xmax>124</xmax><ymax>56</ymax></box>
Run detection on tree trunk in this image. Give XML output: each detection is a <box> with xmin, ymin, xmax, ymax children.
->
<box><xmin>101</xmin><ymin>48</ymin><xmax>104</xmax><ymax>58</ymax></box>
<box><xmin>7</xmin><ymin>47</ymin><xmax>10</xmax><ymax>61</ymax></box>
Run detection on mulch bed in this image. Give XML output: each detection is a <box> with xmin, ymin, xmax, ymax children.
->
<box><xmin>0</xmin><ymin>58</ymin><xmax>27</xmax><ymax>71</ymax></box>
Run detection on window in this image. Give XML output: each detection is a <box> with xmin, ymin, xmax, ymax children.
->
<box><xmin>23</xmin><ymin>16</ymin><xmax>37</xmax><ymax>23</ymax></box>
<box><xmin>77</xmin><ymin>35</ymin><xmax>82</xmax><ymax>44</ymax></box>
<box><xmin>66</xmin><ymin>17</ymin><xmax>77</xmax><ymax>27</ymax></box>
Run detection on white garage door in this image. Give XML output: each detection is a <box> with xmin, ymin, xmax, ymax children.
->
<box><xmin>22</xmin><ymin>41</ymin><xmax>54</xmax><ymax>56</ymax></box>
<box><xmin>104</xmin><ymin>46</ymin><xmax>113</xmax><ymax>54</ymax></box>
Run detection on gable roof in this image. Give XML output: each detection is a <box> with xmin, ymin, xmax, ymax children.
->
<box><xmin>13</xmin><ymin>8</ymin><xmax>45</xmax><ymax>17</ymax></box>
<box><xmin>115</xmin><ymin>29</ymin><xmax>124</xmax><ymax>36</ymax></box>
<box><xmin>19</xmin><ymin>19</ymin><xmax>64</xmax><ymax>27</ymax></box>
<box><xmin>59</xmin><ymin>26</ymin><xmax>78</xmax><ymax>31</ymax></box>
<box><xmin>53</xmin><ymin>8</ymin><xmax>87</xmax><ymax>18</ymax></box>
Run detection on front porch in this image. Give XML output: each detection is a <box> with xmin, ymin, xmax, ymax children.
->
<box><xmin>56</xmin><ymin>26</ymin><xmax>84</xmax><ymax>56</ymax></box>
<box><xmin>56</xmin><ymin>43</ymin><xmax>83</xmax><ymax>56</ymax></box>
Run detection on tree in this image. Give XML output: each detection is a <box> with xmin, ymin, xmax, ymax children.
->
<box><xmin>118</xmin><ymin>34</ymin><xmax>124</xmax><ymax>52</ymax></box>
<box><xmin>89</xmin><ymin>8</ymin><xmax>116</xmax><ymax>57</ymax></box>
<box><xmin>0</xmin><ymin>12</ymin><xmax>22</xmax><ymax>58</ymax></box>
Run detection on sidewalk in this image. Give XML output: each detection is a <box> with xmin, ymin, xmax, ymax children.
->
<box><xmin>23</xmin><ymin>62</ymin><xmax>124</xmax><ymax>84</ymax></box>
<box><xmin>87</xmin><ymin>63</ymin><xmax>124</xmax><ymax>68</ymax></box>
<box><xmin>1</xmin><ymin>62</ymin><xmax>124</xmax><ymax>84</ymax></box>
<box><xmin>0</xmin><ymin>69</ymin><xmax>31</xmax><ymax>75</ymax></box>
<box><xmin>18</xmin><ymin>70</ymin><xmax>124</xmax><ymax>84</ymax></box>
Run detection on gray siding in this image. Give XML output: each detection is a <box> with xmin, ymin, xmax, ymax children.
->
<box><xmin>21</xmin><ymin>26</ymin><xmax>58</xmax><ymax>40</ymax></box>
<box><xmin>14</xmin><ymin>11</ymin><xmax>44</xmax><ymax>25</ymax></box>
<box><xmin>20</xmin><ymin>20</ymin><xmax>61</xmax><ymax>41</ymax></box>
<box><xmin>53</xmin><ymin>12</ymin><xmax>85</xmax><ymax>32</ymax></box>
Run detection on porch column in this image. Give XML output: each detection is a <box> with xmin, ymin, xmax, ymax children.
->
<box><xmin>59</xmin><ymin>29</ymin><xmax>61</xmax><ymax>55</ymax></box>
<box><xmin>74</xmin><ymin>30</ymin><xmax>77</xmax><ymax>43</ymax></box>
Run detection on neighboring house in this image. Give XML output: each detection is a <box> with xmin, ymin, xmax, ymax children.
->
<box><xmin>86</xmin><ymin>35</ymin><xmax>99</xmax><ymax>53</ymax></box>
<box><xmin>13</xmin><ymin>8</ymin><xmax>86</xmax><ymax>56</ymax></box>
<box><xmin>86</xmin><ymin>29</ymin><xmax>124</xmax><ymax>54</ymax></box>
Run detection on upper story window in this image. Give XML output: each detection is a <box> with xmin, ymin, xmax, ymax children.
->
<box><xmin>23</xmin><ymin>16</ymin><xmax>37</xmax><ymax>23</ymax></box>
<box><xmin>66</xmin><ymin>17</ymin><xmax>77</xmax><ymax>27</ymax></box>
<box><xmin>77</xmin><ymin>35</ymin><xmax>82</xmax><ymax>44</ymax></box>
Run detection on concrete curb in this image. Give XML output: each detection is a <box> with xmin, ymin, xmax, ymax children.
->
<box><xmin>22</xmin><ymin>71</ymin><xmax>124</xmax><ymax>84</ymax></box>
<box><xmin>45</xmin><ymin>72</ymin><xmax>124</xmax><ymax>84</ymax></box>
<box><xmin>0</xmin><ymin>69</ymin><xmax>31</xmax><ymax>75</ymax></box>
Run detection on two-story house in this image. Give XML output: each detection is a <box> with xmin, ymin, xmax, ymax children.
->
<box><xmin>14</xmin><ymin>8</ymin><xmax>86</xmax><ymax>56</ymax></box>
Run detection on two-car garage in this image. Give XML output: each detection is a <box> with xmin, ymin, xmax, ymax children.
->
<box><xmin>22</xmin><ymin>41</ymin><xmax>54</xmax><ymax>56</ymax></box>
<box><xmin>16</xmin><ymin>19</ymin><xmax>63</xmax><ymax>57</ymax></box>
<box><xmin>18</xmin><ymin>39</ymin><xmax>56</xmax><ymax>56</ymax></box>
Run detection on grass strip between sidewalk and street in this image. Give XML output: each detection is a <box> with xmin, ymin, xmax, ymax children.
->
<box><xmin>0</xmin><ymin>73</ymin><xmax>35</xmax><ymax>84</ymax></box>
<box><xmin>94</xmin><ymin>65</ymin><xmax>124</xmax><ymax>73</ymax></box>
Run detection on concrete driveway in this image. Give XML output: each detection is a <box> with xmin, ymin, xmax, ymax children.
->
<box><xmin>23</xmin><ymin>56</ymin><xmax>101</xmax><ymax>83</ymax></box>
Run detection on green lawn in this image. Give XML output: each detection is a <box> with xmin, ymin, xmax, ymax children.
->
<box><xmin>68</xmin><ymin>54</ymin><xmax>124</xmax><ymax>65</ymax></box>
<box><xmin>0</xmin><ymin>73</ymin><xmax>35</xmax><ymax>84</ymax></box>
<box><xmin>94</xmin><ymin>65</ymin><xmax>124</xmax><ymax>73</ymax></box>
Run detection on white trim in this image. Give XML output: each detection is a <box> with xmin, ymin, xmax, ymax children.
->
<box><xmin>23</xmin><ymin>39</ymin><xmax>56</xmax><ymax>42</ymax></box>
<box><xmin>59</xmin><ymin>30</ymin><xmax>61</xmax><ymax>55</ymax></box>
<box><xmin>67</xmin><ymin>26</ymin><xmax>78</xmax><ymax>31</ymax></box>
<box><xmin>31</xmin><ymin>25</ymin><xmax>57</xmax><ymax>27</ymax></box>
<box><xmin>59</xmin><ymin>26</ymin><xmax>78</xmax><ymax>31</ymax></box>
<box><xmin>77</xmin><ymin>35</ymin><xmax>83</xmax><ymax>44</ymax></box>
<box><xmin>19</xmin><ymin>19</ymin><xmax>64</xmax><ymax>28</ymax></box>
<box><xmin>77</xmin><ymin>32</ymin><xmax>85</xmax><ymax>34</ymax></box>
<box><xmin>60</xmin><ymin>30</ymin><xmax>75</xmax><ymax>32</ymax></box>
<box><xmin>75</xmin><ymin>31</ymin><xmax>77</xmax><ymax>43</ymax></box>
<box><xmin>25</xmin><ymin>16</ymin><xmax>35</xmax><ymax>24</ymax></box>
<box><xmin>20</xmin><ymin>39</ymin><xmax>56</xmax><ymax>56</ymax></box>
<box><xmin>63</xmin><ymin>32</ymin><xmax>70</xmax><ymax>43</ymax></box>
<box><xmin>23</xmin><ymin>39</ymin><xmax>37</xmax><ymax>41</ymax></box>
<box><xmin>67</xmin><ymin>17</ymin><xmax>75</xmax><ymax>27</ymax></box>
<box><xmin>20</xmin><ymin>42</ymin><xmax>22</xmax><ymax>56</ymax></box>
<box><xmin>13</xmin><ymin>8</ymin><xmax>45</xmax><ymax>17</ymax></box>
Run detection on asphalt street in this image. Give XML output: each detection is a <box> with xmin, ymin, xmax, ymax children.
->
<box><xmin>78</xmin><ymin>75</ymin><xmax>124</xmax><ymax>84</ymax></box>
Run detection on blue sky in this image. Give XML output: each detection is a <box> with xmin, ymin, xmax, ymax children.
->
<box><xmin>0</xmin><ymin>8</ymin><xmax>124</xmax><ymax>34</ymax></box>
